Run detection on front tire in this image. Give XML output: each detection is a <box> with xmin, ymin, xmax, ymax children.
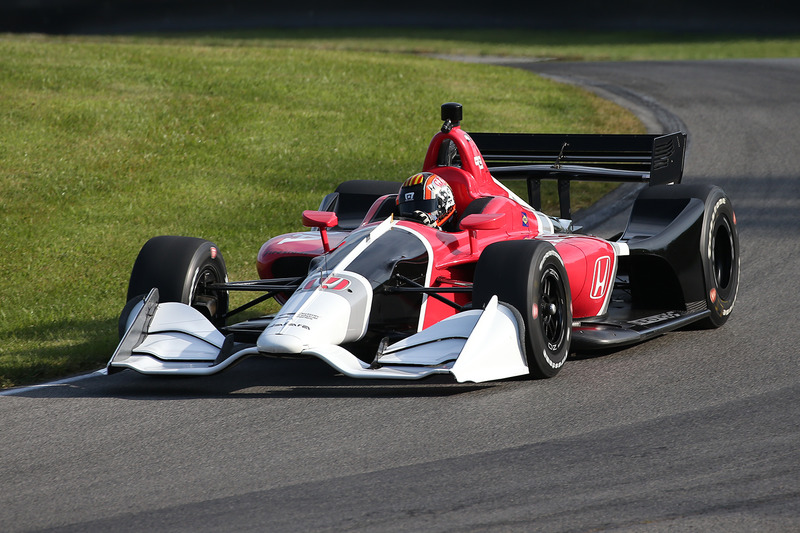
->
<box><xmin>473</xmin><ymin>240</ymin><xmax>572</xmax><ymax>378</ymax></box>
<box><xmin>125</xmin><ymin>236</ymin><xmax>229</xmax><ymax>327</ymax></box>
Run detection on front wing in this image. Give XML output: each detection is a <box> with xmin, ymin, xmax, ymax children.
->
<box><xmin>108</xmin><ymin>289</ymin><xmax>529</xmax><ymax>383</ymax></box>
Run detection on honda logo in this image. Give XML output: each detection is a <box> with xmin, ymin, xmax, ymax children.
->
<box><xmin>590</xmin><ymin>256</ymin><xmax>612</xmax><ymax>300</ymax></box>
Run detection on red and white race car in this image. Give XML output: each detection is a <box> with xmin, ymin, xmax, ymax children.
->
<box><xmin>109</xmin><ymin>103</ymin><xmax>739</xmax><ymax>382</ymax></box>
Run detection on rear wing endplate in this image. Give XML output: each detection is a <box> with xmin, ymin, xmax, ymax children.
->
<box><xmin>470</xmin><ymin>131</ymin><xmax>686</xmax><ymax>219</ymax></box>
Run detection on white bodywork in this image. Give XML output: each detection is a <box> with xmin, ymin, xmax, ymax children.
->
<box><xmin>109</xmin><ymin>288</ymin><xmax>527</xmax><ymax>383</ymax></box>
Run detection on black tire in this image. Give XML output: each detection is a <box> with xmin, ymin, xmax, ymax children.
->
<box><xmin>126</xmin><ymin>236</ymin><xmax>229</xmax><ymax>327</ymax></box>
<box><xmin>118</xmin><ymin>294</ymin><xmax>146</xmax><ymax>339</ymax></box>
<box><xmin>698</xmin><ymin>187</ymin><xmax>740</xmax><ymax>328</ymax></box>
<box><xmin>473</xmin><ymin>240</ymin><xmax>572</xmax><ymax>378</ymax></box>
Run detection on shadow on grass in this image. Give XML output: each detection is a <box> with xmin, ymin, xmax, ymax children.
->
<box><xmin>0</xmin><ymin>317</ymin><xmax>119</xmax><ymax>390</ymax></box>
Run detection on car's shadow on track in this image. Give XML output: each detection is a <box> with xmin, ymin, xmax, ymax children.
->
<box><xmin>10</xmin><ymin>336</ymin><xmax>675</xmax><ymax>401</ymax></box>
<box><xmin>13</xmin><ymin>357</ymin><xmax>499</xmax><ymax>400</ymax></box>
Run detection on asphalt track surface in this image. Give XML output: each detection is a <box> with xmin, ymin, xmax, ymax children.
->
<box><xmin>3</xmin><ymin>59</ymin><xmax>799</xmax><ymax>532</ymax></box>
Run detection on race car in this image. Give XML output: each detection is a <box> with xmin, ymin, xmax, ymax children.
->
<box><xmin>108</xmin><ymin>103</ymin><xmax>739</xmax><ymax>383</ymax></box>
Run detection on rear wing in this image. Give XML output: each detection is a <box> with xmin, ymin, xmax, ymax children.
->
<box><xmin>470</xmin><ymin>131</ymin><xmax>687</xmax><ymax>219</ymax></box>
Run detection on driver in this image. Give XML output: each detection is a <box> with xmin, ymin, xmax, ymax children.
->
<box><xmin>396</xmin><ymin>172</ymin><xmax>457</xmax><ymax>230</ymax></box>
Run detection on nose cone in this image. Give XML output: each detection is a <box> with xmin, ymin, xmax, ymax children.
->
<box><xmin>257</xmin><ymin>333</ymin><xmax>305</xmax><ymax>354</ymax></box>
<box><xmin>256</xmin><ymin>271</ymin><xmax>373</xmax><ymax>355</ymax></box>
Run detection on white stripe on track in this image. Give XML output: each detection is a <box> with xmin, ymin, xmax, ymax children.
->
<box><xmin>0</xmin><ymin>369</ymin><xmax>107</xmax><ymax>396</ymax></box>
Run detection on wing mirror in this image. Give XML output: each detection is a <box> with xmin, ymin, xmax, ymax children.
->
<box><xmin>302</xmin><ymin>210</ymin><xmax>339</xmax><ymax>253</ymax></box>
<box><xmin>460</xmin><ymin>213</ymin><xmax>506</xmax><ymax>255</ymax></box>
<box><xmin>460</xmin><ymin>213</ymin><xmax>505</xmax><ymax>231</ymax></box>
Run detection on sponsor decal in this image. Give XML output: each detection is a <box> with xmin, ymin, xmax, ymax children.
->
<box><xmin>628</xmin><ymin>310</ymin><xmax>682</xmax><ymax>327</ymax></box>
<box><xmin>405</xmin><ymin>192</ymin><xmax>415</xmax><ymax>201</ymax></box>
<box><xmin>267</xmin><ymin>312</ymin><xmax>316</xmax><ymax>331</ymax></box>
<box><xmin>277</xmin><ymin>233</ymin><xmax>324</xmax><ymax>246</ymax></box>
<box><xmin>267</xmin><ymin>312</ymin><xmax>294</xmax><ymax>329</ymax></box>
<box><xmin>590</xmin><ymin>256</ymin><xmax>612</xmax><ymax>300</ymax></box>
<box><xmin>269</xmin><ymin>320</ymin><xmax>310</xmax><ymax>331</ymax></box>
<box><xmin>521</xmin><ymin>212</ymin><xmax>529</xmax><ymax>227</ymax></box>
<box><xmin>321</xmin><ymin>276</ymin><xmax>350</xmax><ymax>290</ymax></box>
<box><xmin>539</xmin><ymin>250</ymin><xmax>564</xmax><ymax>270</ymax></box>
<box><xmin>473</xmin><ymin>155</ymin><xmax>484</xmax><ymax>170</ymax></box>
<box><xmin>707</xmin><ymin>198</ymin><xmax>726</xmax><ymax>263</ymax></box>
<box><xmin>302</xmin><ymin>276</ymin><xmax>351</xmax><ymax>291</ymax></box>
<box><xmin>210</xmin><ymin>247</ymin><xmax>218</xmax><ymax>259</ymax></box>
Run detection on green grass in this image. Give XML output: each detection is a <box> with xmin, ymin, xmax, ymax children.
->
<box><xmin>4</xmin><ymin>27</ymin><xmax>793</xmax><ymax>388</ymax></box>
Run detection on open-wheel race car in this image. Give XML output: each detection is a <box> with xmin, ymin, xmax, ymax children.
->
<box><xmin>108</xmin><ymin>103</ymin><xmax>739</xmax><ymax>383</ymax></box>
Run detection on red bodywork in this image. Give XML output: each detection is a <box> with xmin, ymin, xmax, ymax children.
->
<box><xmin>257</xmin><ymin>123</ymin><xmax>617</xmax><ymax>327</ymax></box>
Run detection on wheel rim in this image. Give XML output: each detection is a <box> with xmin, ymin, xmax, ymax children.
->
<box><xmin>192</xmin><ymin>266</ymin><xmax>224</xmax><ymax>319</ymax></box>
<box><xmin>712</xmin><ymin>216</ymin><xmax>735</xmax><ymax>295</ymax></box>
<box><xmin>539</xmin><ymin>267</ymin><xmax>567</xmax><ymax>352</ymax></box>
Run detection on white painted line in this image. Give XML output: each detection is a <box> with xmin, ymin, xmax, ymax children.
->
<box><xmin>0</xmin><ymin>369</ymin><xmax>107</xmax><ymax>396</ymax></box>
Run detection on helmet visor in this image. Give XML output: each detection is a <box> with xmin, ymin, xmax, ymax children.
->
<box><xmin>398</xmin><ymin>198</ymin><xmax>438</xmax><ymax>218</ymax></box>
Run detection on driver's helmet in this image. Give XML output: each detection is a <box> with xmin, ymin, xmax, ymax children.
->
<box><xmin>397</xmin><ymin>172</ymin><xmax>457</xmax><ymax>228</ymax></box>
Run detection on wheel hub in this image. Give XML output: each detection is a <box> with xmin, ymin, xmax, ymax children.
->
<box><xmin>539</xmin><ymin>268</ymin><xmax>566</xmax><ymax>351</ymax></box>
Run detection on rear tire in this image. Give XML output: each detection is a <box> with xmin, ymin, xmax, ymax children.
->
<box><xmin>698</xmin><ymin>187</ymin><xmax>739</xmax><ymax>328</ymax></box>
<box><xmin>473</xmin><ymin>240</ymin><xmax>572</xmax><ymax>378</ymax></box>
<box><xmin>125</xmin><ymin>236</ymin><xmax>229</xmax><ymax>327</ymax></box>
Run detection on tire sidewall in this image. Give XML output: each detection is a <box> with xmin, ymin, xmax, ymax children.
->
<box><xmin>529</xmin><ymin>249</ymin><xmax>572</xmax><ymax>377</ymax></box>
<box><xmin>181</xmin><ymin>242</ymin><xmax>229</xmax><ymax>310</ymax></box>
<box><xmin>118</xmin><ymin>294</ymin><xmax>145</xmax><ymax>339</ymax></box>
<box><xmin>700</xmin><ymin>189</ymin><xmax>740</xmax><ymax>327</ymax></box>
